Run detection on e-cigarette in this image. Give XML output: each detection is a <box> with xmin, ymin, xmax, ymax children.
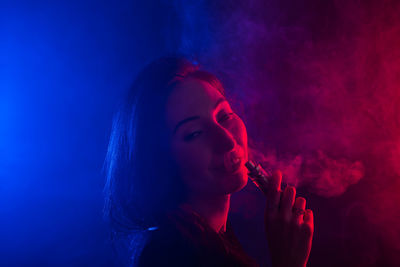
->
<box><xmin>245</xmin><ymin>160</ymin><xmax>286</xmax><ymax>195</ymax></box>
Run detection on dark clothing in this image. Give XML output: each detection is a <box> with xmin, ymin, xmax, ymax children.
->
<box><xmin>136</xmin><ymin>205</ymin><xmax>259</xmax><ymax>267</ymax></box>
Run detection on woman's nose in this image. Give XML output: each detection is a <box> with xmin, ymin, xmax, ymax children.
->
<box><xmin>210</xmin><ymin>123</ymin><xmax>236</xmax><ymax>153</ymax></box>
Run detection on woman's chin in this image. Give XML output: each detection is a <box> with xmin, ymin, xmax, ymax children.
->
<box><xmin>226</xmin><ymin>169</ymin><xmax>248</xmax><ymax>193</ymax></box>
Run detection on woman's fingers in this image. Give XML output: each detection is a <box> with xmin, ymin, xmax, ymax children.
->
<box><xmin>292</xmin><ymin>197</ymin><xmax>306</xmax><ymax>225</ymax></box>
<box><xmin>279</xmin><ymin>185</ymin><xmax>296</xmax><ymax>250</ymax></box>
<box><xmin>266</xmin><ymin>170</ymin><xmax>282</xmax><ymax>216</ymax></box>
<box><xmin>264</xmin><ymin>174</ymin><xmax>314</xmax><ymax>267</ymax></box>
<box><xmin>302</xmin><ymin>209</ymin><xmax>314</xmax><ymax>238</ymax></box>
<box><xmin>270</xmin><ymin>169</ymin><xmax>282</xmax><ymax>192</ymax></box>
<box><xmin>280</xmin><ymin>186</ymin><xmax>296</xmax><ymax>223</ymax></box>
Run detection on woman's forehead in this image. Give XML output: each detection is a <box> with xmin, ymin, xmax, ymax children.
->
<box><xmin>166</xmin><ymin>78</ymin><xmax>224</xmax><ymax>128</ymax></box>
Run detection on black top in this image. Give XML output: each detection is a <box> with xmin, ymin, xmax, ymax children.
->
<box><xmin>136</xmin><ymin>204</ymin><xmax>259</xmax><ymax>267</ymax></box>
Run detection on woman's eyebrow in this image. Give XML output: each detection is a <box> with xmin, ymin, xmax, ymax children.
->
<box><xmin>173</xmin><ymin>97</ymin><xmax>227</xmax><ymax>135</ymax></box>
<box><xmin>173</xmin><ymin>116</ymin><xmax>200</xmax><ymax>135</ymax></box>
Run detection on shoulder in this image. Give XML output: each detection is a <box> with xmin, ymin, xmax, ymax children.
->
<box><xmin>136</xmin><ymin>224</ymin><xmax>200</xmax><ymax>267</ymax></box>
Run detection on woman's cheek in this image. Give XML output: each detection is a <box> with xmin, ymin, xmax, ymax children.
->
<box><xmin>175</xmin><ymin>144</ymin><xmax>213</xmax><ymax>190</ymax></box>
<box><xmin>175</xmin><ymin>143</ymin><xmax>209</xmax><ymax>174</ymax></box>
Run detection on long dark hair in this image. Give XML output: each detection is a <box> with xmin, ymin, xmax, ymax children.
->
<box><xmin>103</xmin><ymin>56</ymin><xmax>227</xmax><ymax>236</ymax></box>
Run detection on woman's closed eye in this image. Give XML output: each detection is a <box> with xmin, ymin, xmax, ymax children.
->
<box><xmin>184</xmin><ymin>131</ymin><xmax>202</xmax><ymax>141</ymax></box>
<box><xmin>183</xmin><ymin>113</ymin><xmax>235</xmax><ymax>142</ymax></box>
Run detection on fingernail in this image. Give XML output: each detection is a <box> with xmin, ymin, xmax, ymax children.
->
<box><xmin>287</xmin><ymin>186</ymin><xmax>295</xmax><ymax>194</ymax></box>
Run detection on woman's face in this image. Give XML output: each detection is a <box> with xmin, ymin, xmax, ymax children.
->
<box><xmin>165</xmin><ymin>77</ymin><xmax>248</xmax><ymax>197</ymax></box>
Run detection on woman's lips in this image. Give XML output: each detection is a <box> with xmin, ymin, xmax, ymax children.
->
<box><xmin>213</xmin><ymin>156</ymin><xmax>243</xmax><ymax>174</ymax></box>
<box><xmin>225</xmin><ymin>156</ymin><xmax>243</xmax><ymax>173</ymax></box>
<box><xmin>211</xmin><ymin>147</ymin><xmax>245</xmax><ymax>174</ymax></box>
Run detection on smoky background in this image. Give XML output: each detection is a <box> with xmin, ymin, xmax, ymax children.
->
<box><xmin>1</xmin><ymin>0</ymin><xmax>399</xmax><ymax>266</ymax></box>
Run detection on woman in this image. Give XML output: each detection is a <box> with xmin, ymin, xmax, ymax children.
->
<box><xmin>103</xmin><ymin>56</ymin><xmax>314</xmax><ymax>267</ymax></box>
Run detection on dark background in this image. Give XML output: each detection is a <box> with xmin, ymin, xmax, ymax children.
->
<box><xmin>2</xmin><ymin>0</ymin><xmax>400</xmax><ymax>266</ymax></box>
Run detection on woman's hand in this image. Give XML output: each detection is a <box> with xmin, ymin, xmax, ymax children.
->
<box><xmin>264</xmin><ymin>170</ymin><xmax>314</xmax><ymax>267</ymax></box>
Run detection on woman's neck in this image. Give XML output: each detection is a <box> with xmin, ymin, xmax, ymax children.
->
<box><xmin>181</xmin><ymin>193</ymin><xmax>231</xmax><ymax>233</ymax></box>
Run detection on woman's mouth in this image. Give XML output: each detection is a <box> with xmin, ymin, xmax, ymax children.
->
<box><xmin>211</xmin><ymin>148</ymin><xmax>245</xmax><ymax>174</ymax></box>
<box><xmin>226</xmin><ymin>156</ymin><xmax>243</xmax><ymax>173</ymax></box>
<box><xmin>222</xmin><ymin>152</ymin><xmax>243</xmax><ymax>174</ymax></box>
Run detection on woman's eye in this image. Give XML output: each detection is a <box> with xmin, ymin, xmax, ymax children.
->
<box><xmin>184</xmin><ymin>131</ymin><xmax>202</xmax><ymax>141</ymax></box>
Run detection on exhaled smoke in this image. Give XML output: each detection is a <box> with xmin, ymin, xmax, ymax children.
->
<box><xmin>249</xmin><ymin>146</ymin><xmax>364</xmax><ymax>197</ymax></box>
<box><xmin>171</xmin><ymin>0</ymin><xmax>400</xmax><ymax>264</ymax></box>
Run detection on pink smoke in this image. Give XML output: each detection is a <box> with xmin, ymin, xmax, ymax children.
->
<box><xmin>176</xmin><ymin>0</ymin><xmax>400</xmax><ymax>265</ymax></box>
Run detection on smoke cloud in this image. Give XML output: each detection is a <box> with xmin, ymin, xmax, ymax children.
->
<box><xmin>170</xmin><ymin>0</ymin><xmax>400</xmax><ymax>265</ymax></box>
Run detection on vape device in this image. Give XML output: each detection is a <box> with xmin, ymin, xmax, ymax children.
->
<box><xmin>245</xmin><ymin>160</ymin><xmax>286</xmax><ymax>195</ymax></box>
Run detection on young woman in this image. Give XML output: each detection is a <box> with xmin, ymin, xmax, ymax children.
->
<box><xmin>103</xmin><ymin>57</ymin><xmax>314</xmax><ymax>267</ymax></box>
